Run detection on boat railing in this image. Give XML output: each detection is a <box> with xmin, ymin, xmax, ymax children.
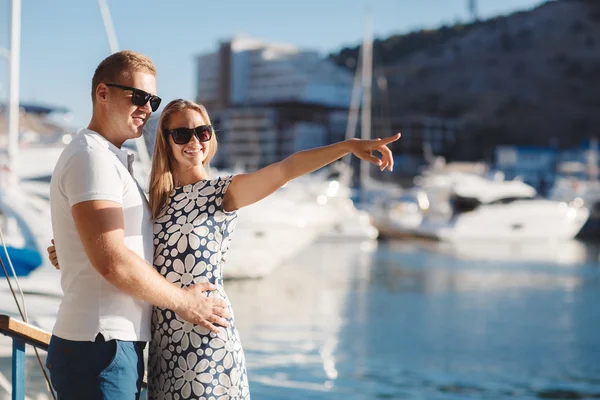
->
<box><xmin>0</xmin><ymin>314</ymin><xmax>147</xmax><ymax>399</ymax></box>
<box><xmin>0</xmin><ymin>314</ymin><xmax>50</xmax><ymax>400</ymax></box>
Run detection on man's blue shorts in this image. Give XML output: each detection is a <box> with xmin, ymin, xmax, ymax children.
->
<box><xmin>46</xmin><ymin>334</ymin><xmax>146</xmax><ymax>400</ymax></box>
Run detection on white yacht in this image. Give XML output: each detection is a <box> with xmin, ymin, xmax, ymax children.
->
<box><xmin>416</xmin><ymin>173</ymin><xmax>590</xmax><ymax>241</ymax></box>
<box><xmin>223</xmin><ymin>167</ymin><xmax>379</xmax><ymax>279</ymax></box>
<box><xmin>0</xmin><ymin>171</ymin><xmax>61</xmax><ymax>296</ymax></box>
<box><xmin>367</xmin><ymin>155</ymin><xmax>589</xmax><ymax>241</ymax></box>
<box><xmin>283</xmin><ymin>168</ymin><xmax>379</xmax><ymax>242</ymax></box>
<box><xmin>367</xmin><ymin>192</ymin><xmax>426</xmax><ymax>238</ymax></box>
<box><xmin>366</xmin><ymin>161</ymin><xmax>486</xmax><ymax>238</ymax></box>
<box><xmin>548</xmin><ymin>160</ymin><xmax>600</xmax><ymax>237</ymax></box>
<box><xmin>319</xmin><ymin>198</ymin><xmax>379</xmax><ymax>241</ymax></box>
<box><xmin>0</xmin><ymin>110</ymin><xmax>72</xmax><ymax>298</ymax></box>
<box><xmin>223</xmin><ymin>191</ymin><xmax>322</xmax><ymax>280</ymax></box>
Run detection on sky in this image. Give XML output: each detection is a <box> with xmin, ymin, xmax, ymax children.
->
<box><xmin>0</xmin><ymin>0</ymin><xmax>547</xmax><ymax>128</ymax></box>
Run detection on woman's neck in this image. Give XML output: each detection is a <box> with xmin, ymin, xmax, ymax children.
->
<box><xmin>173</xmin><ymin>165</ymin><xmax>209</xmax><ymax>187</ymax></box>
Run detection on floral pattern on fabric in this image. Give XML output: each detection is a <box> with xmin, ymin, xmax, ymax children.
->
<box><xmin>148</xmin><ymin>176</ymin><xmax>250</xmax><ymax>400</ymax></box>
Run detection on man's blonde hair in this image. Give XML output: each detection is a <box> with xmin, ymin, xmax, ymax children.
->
<box><xmin>91</xmin><ymin>50</ymin><xmax>156</xmax><ymax>102</ymax></box>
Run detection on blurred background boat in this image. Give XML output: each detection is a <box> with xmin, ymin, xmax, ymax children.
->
<box><xmin>548</xmin><ymin>139</ymin><xmax>600</xmax><ymax>237</ymax></box>
<box><xmin>368</xmin><ymin>156</ymin><xmax>590</xmax><ymax>241</ymax></box>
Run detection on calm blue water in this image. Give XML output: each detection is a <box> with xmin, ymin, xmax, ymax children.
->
<box><xmin>227</xmin><ymin>239</ymin><xmax>600</xmax><ymax>400</ymax></box>
<box><xmin>3</xmin><ymin>239</ymin><xmax>600</xmax><ymax>399</ymax></box>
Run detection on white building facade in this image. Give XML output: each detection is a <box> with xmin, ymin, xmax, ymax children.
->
<box><xmin>196</xmin><ymin>36</ymin><xmax>353</xmax><ymax>111</ymax></box>
<box><xmin>195</xmin><ymin>37</ymin><xmax>354</xmax><ymax>170</ymax></box>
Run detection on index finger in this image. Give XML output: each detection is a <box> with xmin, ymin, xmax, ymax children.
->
<box><xmin>378</xmin><ymin>133</ymin><xmax>401</xmax><ymax>145</ymax></box>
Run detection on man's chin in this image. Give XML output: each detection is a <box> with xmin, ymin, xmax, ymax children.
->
<box><xmin>131</xmin><ymin>126</ymin><xmax>144</xmax><ymax>138</ymax></box>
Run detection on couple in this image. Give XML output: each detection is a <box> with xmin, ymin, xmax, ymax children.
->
<box><xmin>45</xmin><ymin>50</ymin><xmax>399</xmax><ymax>400</ymax></box>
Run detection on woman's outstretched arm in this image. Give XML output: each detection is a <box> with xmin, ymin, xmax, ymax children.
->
<box><xmin>222</xmin><ymin>133</ymin><xmax>400</xmax><ymax>212</ymax></box>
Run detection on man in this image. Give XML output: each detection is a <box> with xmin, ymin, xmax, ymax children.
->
<box><xmin>46</xmin><ymin>50</ymin><xmax>230</xmax><ymax>399</ymax></box>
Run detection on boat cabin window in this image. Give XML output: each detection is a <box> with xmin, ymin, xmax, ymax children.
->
<box><xmin>23</xmin><ymin>175</ymin><xmax>52</xmax><ymax>183</ymax></box>
<box><xmin>450</xmin><ymin>195</ymin><xmax>480</xmax><ymax>213</ymax></box>
<box><xmin>488</xmin><ymin>196</ymin><xmax>534</xmax><ymax>205</ymax></box>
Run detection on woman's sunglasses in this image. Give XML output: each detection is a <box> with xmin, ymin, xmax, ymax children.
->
<box><xmin>168</xmin><ymin>125</ymin><xmax>214</xmax><ymax>145</ymax></box>
<box><xmin>106</xmin><ymin>83</ymin><xmax>162</xmax><ymax>112</ymax></box>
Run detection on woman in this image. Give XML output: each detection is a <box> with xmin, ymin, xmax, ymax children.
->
<box><xmin>50</xmin><ymin>98</ymin><xmax>400</xmax><ymax>399</ymax></box>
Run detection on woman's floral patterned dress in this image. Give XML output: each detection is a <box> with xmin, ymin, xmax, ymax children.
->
<box><xmin>148</xmin><ymin>176</ymin><xmax>250</xmax><ymax>400</ymax></box>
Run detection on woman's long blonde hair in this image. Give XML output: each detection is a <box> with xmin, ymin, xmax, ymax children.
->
<box><xmin>148</xmin><ymin>99</ymin><xmax>218</xmax><ymax>219</ymax></box>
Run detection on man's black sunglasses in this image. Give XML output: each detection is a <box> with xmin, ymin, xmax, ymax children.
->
<box><xmin>106</xmin><ymin>83</ymin><xmax>162</xmax><ymax>112</ymax></box>
<box><xmin>168</xmin><ymin>125</ymin><xmax>214</xmax><ymax>145</ymax></box>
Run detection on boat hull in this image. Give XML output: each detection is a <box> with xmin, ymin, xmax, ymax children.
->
<box><xmin>429</xmin><ymin>200</ymin><xmax>589</xmax><ymax>241</ymax></box>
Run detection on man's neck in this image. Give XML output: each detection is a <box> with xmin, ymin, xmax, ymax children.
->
<box><xmin>88</xmin><ymin>118</ymin><xmax>125</xmax><ymax>149</ymax></box>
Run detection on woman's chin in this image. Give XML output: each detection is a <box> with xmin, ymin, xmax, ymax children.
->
<box><xmin>183</xmin><ymin>156</ymin><xmax>205</xmax><ymax>167</ymax></box>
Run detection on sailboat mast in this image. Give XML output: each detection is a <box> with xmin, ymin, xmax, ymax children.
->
<box><xmin>7</xmin><ymin>0</ymin><xmax>21</xmax><ymax>178</ymax></box>
<box><xmin>359</xmin><ymin>16</ymin><xmax>373</xmax><ymax>193</ymax></box>
<box><xmin>98</xmin><ymin>0</ymin><xmax>120</xmax><ymax>54</ymax></box>
<box><xmin>344</xmin><ymin>47</ymin><xmax>363</xmax><ymax>143</ymax></box>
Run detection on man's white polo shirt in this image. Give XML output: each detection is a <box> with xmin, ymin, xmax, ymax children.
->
<box><xmin>49</xmin><ymin>129</ymin><xmax>153</xmax><ymax>342</ymax></box>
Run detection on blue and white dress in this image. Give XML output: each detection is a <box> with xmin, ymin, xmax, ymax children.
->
<box><xmin>148</xmin><ymin>176</ymin><xmax>250</xmax><ymax>400</ymax></box>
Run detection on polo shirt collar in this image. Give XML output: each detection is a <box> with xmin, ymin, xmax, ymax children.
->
<box><xmin>80</xmin><ymin>128</ymin><xmax>135</xmax><ymax>174</ymax></box>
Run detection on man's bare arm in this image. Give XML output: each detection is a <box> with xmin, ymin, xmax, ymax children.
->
<box><xmin>71</xmin><ymin>200</ymin><xmax>230</xmax><ymax>331</ymax></box>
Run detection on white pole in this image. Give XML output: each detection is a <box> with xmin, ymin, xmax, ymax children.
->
<box><xmin>344</xmin><ymin>46</ymin><xmax>363</xmax><ymax>143</ymax></box>
<box><xmin>359</xmin><ymin>15</ymin><xmax>373</xmax><ymax>194</ymax></box>
<box><xmin>97</xmin><ymin>0</ymin><xmax>151</xmax><ymax>168</ymax></box>
<box><xmin>590</xmin><ymin>137</ymin><xmax>598</xmax><ymax>183</ymax></box>
<box><xmin>98</xmin><ymin>0</ymin><xmax>120</xmax><ymax>54</ymax></box>
<box><xmin>7</xmin><ymin>0</ymin><xmax>21</xmax><ymax>179</ymax></box>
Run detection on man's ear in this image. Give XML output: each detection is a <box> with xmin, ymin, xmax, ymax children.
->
<box><xmin>96</xmin><ymin>83</ymin><xmax>109</xmax><ymax>105</ymax></box>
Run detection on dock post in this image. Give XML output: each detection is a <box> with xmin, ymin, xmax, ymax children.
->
<box><xmin>11</xmin><ymin>337</ymin><xmax>25</xmax><ymax>400</ymax></box>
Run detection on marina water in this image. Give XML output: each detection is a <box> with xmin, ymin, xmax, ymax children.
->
<box><xmin>2</xmin><ymin>238</ymin><xmax>599</xmax><ymax>399</ymax></box>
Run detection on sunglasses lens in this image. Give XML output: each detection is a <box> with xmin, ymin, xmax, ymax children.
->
<box><xmin>197</xmin><ymin>127</ymin><xmax>212</xmax><ymax>142</ymax></box>
<box><xmin>171</xmin><ymin>129</ymin><xmax>192</xmax><ymax>145</ymax></box>
<box><xmin>131</xmin><ymin>90</ymin><xmax>147</xmax><ymax>107</ymax></box>
<box><xmin>150</xmin><ymin>97</ymin><xmax>161</xmax><ymax>112</ymax></box>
